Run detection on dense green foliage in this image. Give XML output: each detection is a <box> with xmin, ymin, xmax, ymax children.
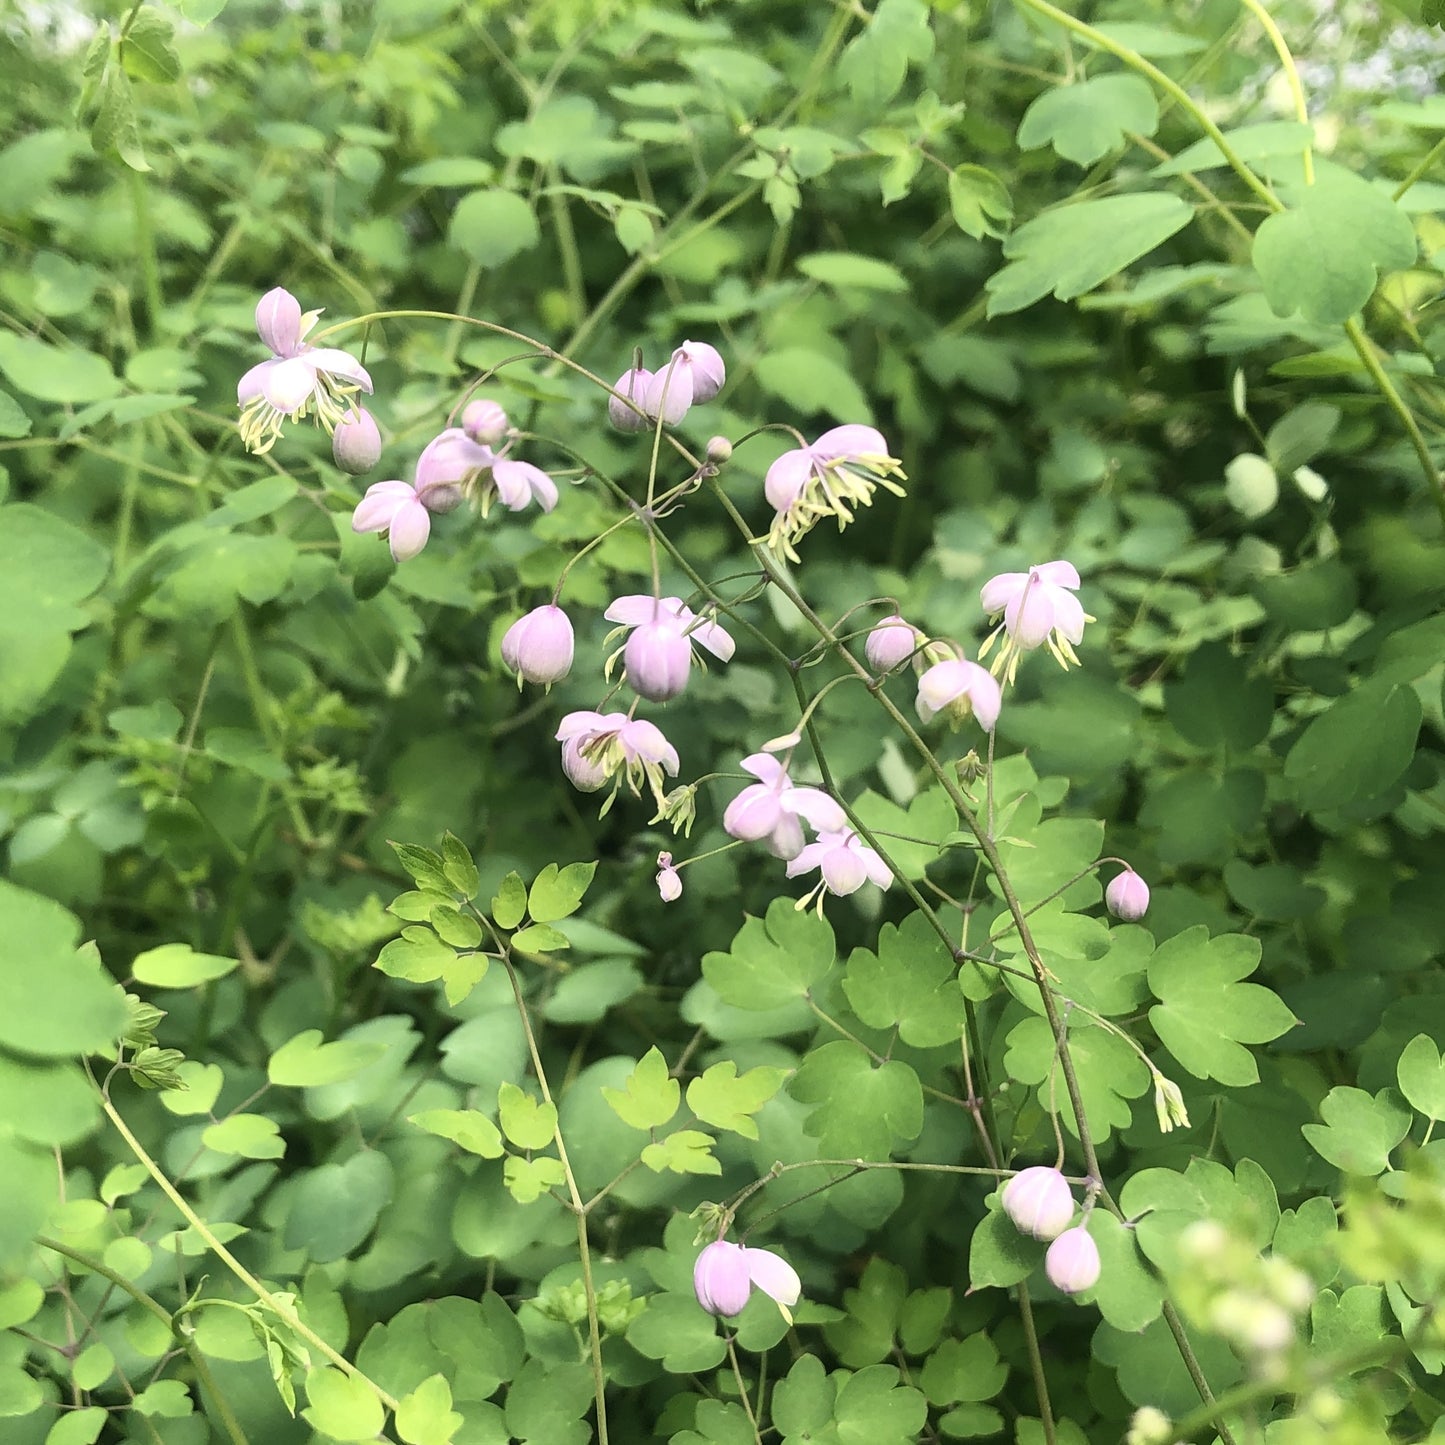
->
<box><xmin>3</xmin><ymin>1</ymin><xmax>1445</xmax><ymax>1443</ymax></box>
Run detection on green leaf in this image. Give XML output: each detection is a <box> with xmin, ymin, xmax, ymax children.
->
<box><xmin>409</xmin><ymin>1108</ymin><xmax>504</xmax><ymax>1158</ymax></box>
<box><xmin>702</xmin><ymin>898</ymin><xmax>835</xmax><ymax>1011</ymax></box>
<box><xmin>1398</xmin><ymin>1035</ymin><xmax>1445</xmax><ymax>1121</ymax></box>
<box><xmin>0</xmin><ymin>389</ymin><xmax>31</xmax><ymax>438</ymax></box>
<box><xmin>159</xmin><ymin>1061</ymin><xmax>223</xmax><ymax>1116</ymax></box>
<box><xmin>90</xmin><ymin>67</ymin><xmax>149</xmax><ymax>172</ymax></box>
<box><xmin>790</xmin><ymin>1041</ymin><xmax>923</xmax><ymax>1158</ymax></box>
<box><xmin>503</xmin><ymin>1154</ymin><xmax>566</xmax><ymax>1203</ymax></box>
<box><xmin>497</xmin><ymin>1082</ymin><xmax>558</xmax><ymax>1150</ymax></box>
<box><xmin>389</xmin><ymin>842</ymin><xmax>452</xmax><ymax>895</ymax></box>
<box><xmin>797</xmin><ymin>251</ymin><xmax>909</xmax><ymax>292</ymax></box>
<box><xmin>755</xmin><ymin>347</ymin><xmax>873</xmax><ymax>423</ymax></box>
<box><xmin>1147</xmin><ymin>927</ymin><xmax>1297</xmax><ymax>1085</ymax></box>
<box><xmin>201</xmin><ymin>1113</ymin><xmax>285</xmax><ymax>1159</ymax></box>
<box><xmin>843</xmin><ymin>911</ymin><xmax>967</xmax><ymax>1047</ymax></box>
<box><xmin>269</xmin><ymin>1029</ymin><xmax>387</xmax><ymax>1087</ymax></box>
<box><xmin>833</xmin><ymin>1362</ymin><xmax>928</xmax><ymax>1445</ymax></box>
<box><xmin>837</xmin><ymin>0</ymin><xmax>934</xmax><ymax>109</ymax></box>
<box><xmin>1284</xmin><ymin>680</ymin><xmax>1422</xmax><ymax>814</ymax></box>
<box><xmin>527</xmin><ymin>861</ymin><xmax>596</xmax><ymax>922</ymax></box>
<box><xmin>429</xmin><ymin>904</ymin><xmax>481</xmax><ymax>950</ymax></box>
<box><xmin>440</xmin><ymin>833</ymin><xmax>479</xmax><ymax>898</ymax></box>
<box><xmin>850</xmin><ymin>787</ymin><xmax>956</xmax><ymax>879</ymax></box>
<box><xmin>1120</xmin><ymin>1158</ymin><xmax>1280</xmax><ymax>1274</ymax></box>
<box><xmin>825</xmin><ymin>1257</ymin><xmax>907</xmax><ymax>1366</ymax></box>
<box><xmin>1017</xmin><ymin>75</ymin><xmax>1158</xmax><ymax>166</ymax></box>
<box><xmin>1266</xmin><ymin>401</ymin><xmax>1340</xmax><ymax>474</ymax></box>
<box><xmin>603</xmin><ymin>1047</ymin><xmax>681</xmax><ymax>1131</ymax></box>
<box><xmin>986</xmin><ymin>193</ymin><xmax>1193</xmax><ymax>317</ymax></box>
<box><xmin>1302</xmin><ymin>1087</ymin><xmax>1412</xmax><ymax>1175</ymax></box>
<box><xmin>686</xmin><ymin>1062</ymin><xmax>786</xmax><ymax>1139</ymax></box>
<box><xmin>1151</xmin><ymin>120</ymin><xmax>1313</xmax><ymax>176</ymax></box>
<box><xmin>447</xmin><ymin>189</ymin><xmax>540</xmax><ymax>268</ymax></box>
<box><xmin>919</xmin><ymin>1333</ymin><xmax>1008</xmax><ymax>1405</ymax></box>
<box><xmin>1089</xmin><ymin>1211</ymin><xmax>1165</xmax><ymax>1331</ymax></box>
<box><xmin>512</xmin><ymin>923</ymin><xmax>571</xmax><ymax>954</ymax></box>
<box><xmin>375</xmin><ymin>927</ymin><xmax>453</xmax><ymax>983</ymax></box>
<box><xmin>1164</xmin><ymin>642</ymin><xmax>1273</xmax><ymax>750</ymax></box>
<box><xmin>1253</xmin><ymin>167</ymin><xmax>1418</xmax><ymax>323</ymax></box>
<box><xmin>947</xmin><ymin>164</ymin><xmax>1013</xmax><ymax>240</ymax></box>
<box><xmin>283</xmin><ymin>1152</ymin><xmax>394</xmax><ymax>1262</ymax></box>
<box><xmin>628</xmin><ymin>1294</ymin><xmax>727</xmax><ymax>1373</ymax></box>
<box><xmin>44</xmin><ymin>1406</ymin><xmax>107</xmax><ymax>1444</ymax></box>
<box><xmin>396</xmin><ymin>1374</ymin><xmax>463</xmax><ymax>1445</ymax></box>
<box><xmin>0</xmin><ymin>885</ymin><xmax>126</xmax><ymax>1057</ymax></box>
<box><xmin>131</xmin><ymin>942</ymin><xmax>238</xmax><ymax>988</ymax></box>
<box><xmin>1005</xmin><ymin>1016</ymin><xmax>1150</xmax><ymax>1141</ymax></box>
<box><xmin>0</xmin><ymin>1054</ymin><xmax>99</xmax><ymax>1147</ymax></box>
<box><xmin>491</xmin><ymin>871</ymin><xmax>527</xmax><ymax>930</ymax></box>
<box><xmin>302</xmin><ymin>1366</ymin><xmax>384</xmax><ymax>1442</ymax></box>
<box><xmin>641</xmin><ymin>1129</ymin><xmax>720</xmax><ymax>1175</ymax></box>
<box><xmin>120</xmin><ymin>12</ymin><xmax>181</xmax><ymax>83</ymax></box>
<box><xmin>400</xmin><ymin>157</ymin><xmax>495</xmax><ymax>187</ymax></box>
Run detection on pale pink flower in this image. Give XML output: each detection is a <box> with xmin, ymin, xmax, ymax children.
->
<box><xmin>332</xmin><ymin>407</ymin><xmax>382</xmax><ymax>474</ymax></box>
<box><xmin>609</xmin><ymin>366</ymin><xmax>654</xmax><ymax>433</ymax></box>
<box><xmin>501</xmin><ymin>606</ymin><xmax>574</xmax><ymax>688</ymax></box>
<box><xmin>351</xmin><ymin>480</ymin><xmax>434</xmax><ymax>562</ymax></box>
<box><xmin>979</xmin><ymin>560</ymin><xmax>1092</xmax><ymax>685</ymax></box>
<box><xmin>1106</xmin><ymin>868</ymin><xmax>1150</xmax><ymax>922</ymax></box>
<box><xmin>866</xmin><ymin>614</ymin><xmax>920</xmax><ymax>673</ymax></box>
<box><xmin>1001</xmin><ymin>1167</ymin><xmax>1075</xmax><ymax>1241</ymax></box>
<box><xmin>462</xmin><ymin>398</ymin><xmax>509</xmax><ymax>447</ymax></box>
<box><xmin>693</xmin><ymin>1240</ymin><xmax>800</xmax><ymax>1320</ymax></box>
<box><xmin>237</xmin><ymin>287</ymin><xmax>373</xmax><ymax>454</ymax></box>
<box><xmin>556</xmin><ymin>711</ymin><xmax>680</xmax><ymax>809</ymax></box>
<box><xmin>1045</xmin><ymin>1225</ymin><xmax>1101</xmax><ymax>1295</ymax></box>
<box><xmin>605</xmin><ymin>595</ymin><xmax>735</xmax><ymax>704</ymax></box>
<box><xmin>723</xmin><ymin>754</ymin><xmax>804</xmax><ymax>860</ymax></box>
<box><xmin>764</xmin><ymin>424</ymin><xmax>906</xmax><ymax>562</ymax></box>
<box><xmin>915</xmin><ymin>658</ymin><xmax>1002</xmax><ymax>731</ymax></box>
<box><xmin>786</xmin><ymin>827</ymin><xmax>892</xmax><ymax>912</ymax></box>
<box><xmin>656</xmin><ymin>852</ymin><xmax>682</xmax><ymax>902</ymax></box>
<box><xmin>414</xmin><ymin>428</ymin><xmax>557</xmax><ymax>517</ymax></box>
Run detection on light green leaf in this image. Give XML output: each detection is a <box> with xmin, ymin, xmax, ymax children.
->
<box><xmin>159</xmin><ymin>1061</ymin><xmax>224</xmax><ymax>1116</ymax></box>
<box><xmin>0</xmin><ymin>334</ymin><xmax>122</xmax><ymax>404</ymax></box>
<box><xmin>409</xmin><ymin>1108</ymin><xmax>504</xmax><ymax>1158</ymax></box>
<box><xmin>843</xmin><ymin>911</ymin><xmax>966</xmax><ymax>1048</ymax></box>
<box><xmin>1253</xmin><ymin>167</ymin><xmax>1418</xmax><ymax>323</ymax></box>
<box><xmin>396</xmin><ymin>1373</ymin><xmax>463</xmax><ymax>1445</ymax></box>
<box><xmin>640</xmin><ymin>1129</ymin><xmax>720</xmax><ymax>1175</ymax></box>
<box><xmin>1284</xmin><ymin>680</ymin><xmax>1422</xmax><ymax>814</ymax></box>
<box><xmin>755</xmin><ymin>346</ymin><xmax>872</xmax><ymax>424</ymax></box>
<box><xmin>837</xmin><ymin>0</ymin><xmax>934</xmax><ymax>109</ymax></box>
<box><xmin>491</xmin><ymin>871</ymin><xmax>527</xmax><ymax>930</ymax></box>
<box><xmin>447</xmin><ymin>189</ymin><xmax>539</xmax><ymax>268</ymax></box>
<box><xmin>702</xmin><ymin>898</ymin><xmax>836</xmax><ymax>1011</ymax></box>
<box><xmin>511</xmin><ymin>923</ymin><xmax>571</xmax><ymax>954</ymax></box>
<box><xmin>269</xmin><ymin>1029</ymin><xmax>387</xmax><ymax>1087</ymax></box>
<box><xmin>503</xmin><ymin>1154</ymin><xmax>566</xmax><ymax>1203</ymax></box>
<box><xmin>947</xmin><ymin>165</ymin><xmax>1013</xmax><ymax>239</ymax></box>
<box><xmin>131</xmin><ymin>942</ymin><xmax>238</xmax><ymax>988</ymax></box>
<box><xmin>527</xmin><ymin>861</ymin><xmax>596</xmax><ymax>922</ymax></box>
<box><xmin>1398</xmin><ymin>1035</ymin><xmax>1445</xmax><ymax>1121</ymax></box>
<box><xmin>1152</xmin><ymin>120</ymin><xmax>1314</xmax><ymax>176</ymax></box>
<box><xmin>986</xmin><ymin>193</ymin><xmax>1193</xmax><ymax>317</ymax></box>
<box><xmin>440</xmin><ymin>833</ymin><xmax>479</xmax><ymax>898</ymax></box>
<box><xmin>1017</xmin><ymin>75</ymin><xmax>1158</xmax><ymax>166</ymax></box>
<box><xmin>797</xmin><ymin>251</ymin><xmax>909</xmax><ymax>292</ymax></box>
<box><xmin>686</xmin><ymin>1062</ymin><xmax>785</xmax><ymax>1140</ymax></box>
<box><xmin>302</xmin><ymin>1366</ymin><xmax>384</xmax><ymax>1442</ymax></box>
<box><xmin>120</xmin><ymin>12</ymin><xmax>181</xmax><ymax>83</ymax></box>
<box><xmin>498</xmin><ymin>1082</ymin><xmax>557</xmax><ymax>1150</ymax></box>
<box><xmin>602</xmin><ymin>1046</ymin><xmax>680</xmax><ymax>1131</ymax></box>
<box><xmin>201</xmin><ymin>1113</ymin><xmax>285</xmax><ymax>1159</ymax></box>
<box><xmin>1303</xmin><ymin>1087</ymin><xmax>1412</xmax><ymax>1175</ymax></box>
<box><xmin>1005</xmin><ymin>1016</ymin><xmax>1150</xmax><ymax>1141</ymax></box>
<box><xmin>790</xmin><ymin>1041</ymin><xmax>923</xmax><ymax>1159</ymax></box>
<box><xmin>375</xmin><ymin>927</ymin><xmax>453</xmax><ymax>983</ymax></box>
<box><xmin>283</xmin><ymin>1152</ymin><xmax>394</xmax><ymax>1262</ymax></box>
<box><xmin>919</xmin><ymin>1332</ymin><xmax>1008</xmax><ymax>1405</ymax></box>
<box><xmin>1148</xmin><ymin>927</ymin><xmax>1298</xmax><ymax>1085</ymax></box>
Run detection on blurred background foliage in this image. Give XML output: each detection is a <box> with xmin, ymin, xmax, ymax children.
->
<box><xmin>2</xmin><ymin>0</ymin><xmax>1444</xmax><ymax>1441</ymax></box>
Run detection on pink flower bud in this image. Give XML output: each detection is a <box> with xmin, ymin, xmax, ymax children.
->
<box><xmin>693</xmin><ymin>1240</ymin><xmax>800</xmax><ymax>1318</ymax></box>
<box><xmin>866</xmin><ymin>614</ymin><xmax>919</xmax><ymax>673</ymax></box>
<box><xmin>1000</xmin><ymin>1167</ymin><xmax>1075</xmax><ymax>1242</ymax></box>
<box><xmin>656</xmin><ymin>852</ymin><xmax>682</xmax><ymax>901</ymax></box>
<box><xmin>501</xmin><ymin>606</ymin><xmax>574</xmax><ymax>687</ymax></box>
<box><xmin>609</xmin><ymin>367</ymin><xmax>654</xmax><ymax>432</ymax></box>
<box><xmin>624</xmin><ymin>621</ymin><xmax>693</xmax><ymax>703</ymax></box>
<box><xmin>672</xmin><ymin>340</ymin><xmax>726</xmax><ymax>403</ymax></box>
<box><xmin>1045</xmin><ymin>1225</ymin><xmax>1101</xmax><ymax>1295</ymax></box>
<box><xmin>1106</xmin><ymin>869</ymin><xmax>1150</xmax><ymax>922</ymax></box>
<box><xmin>462</xmin><ymin>398</ymin><xmax>509</xmax><ymax>447</ymax></box>
<box><xmin>332</xmin><ymin>407</ymin><xmax>382</xmax><ymax>474</ymax></box>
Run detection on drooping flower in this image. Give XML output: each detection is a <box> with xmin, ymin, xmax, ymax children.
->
<box><xmin>763</xmin><ymin>425</ymin><xmax>907</xmax><ymax>562</ymax></box>
<box><xmin>351</xmin><ymin>479</ymin><xmax>436</xmax><ymax>562</ymax></box>
<box><xmin>1000</xmin><ymin>1167</ymin><xmax>1075</xmax><ymax>1242</ymax></box>
<box><xmin>604</xmin><ymin>595</ymin><xmax>735</xmax><ymax>704</ymax></box>
<box><xmin>656</xmin><ymin>851</ymin><xmax>682</xmax><ymax>902</ymax></box>
<box><xmin>462</xmin><ymin>398</ymin><xmax>509</xmax><ymax>447</ymax></box>
<box><xmin>785</xmin><ymin>826</ymin><xmax>892</xmax><ymax>913</ymax></box>
<box><xmin>414</xmin><ymin>428</ymin><xmax>557</xmax><ymax>517</ymax></box>
<box><xmin>500</xmin><ymin>606</ymin><xmax>574</xmax><ymax>688</ymax></box>
<box><xmin>1105</xmin><ymin>868</ymin><xmax>1150</xmax><ymax>922</ymax></box>
<box><xmin>1150</xmin><ymin>1068</ymin><xmax>1190</xmax><ymax>1133</ymax></box>
<box><xmin>332</xmin><ymin>407</ymin><xmax>382</xmax><ymax>474</ymax></box>
<box><xmin>693</xmin><ymin>1240</ymin><xmax>801</xmax><ymax>1322</ymax></box>
<box><xmin>866</xmin><ymin>613</ymin><xmax>921</xmax><ymax>673</ymax></box>
<box><xmin>1045</xmin><ymin>1225</ymin><xmax>1101</xmax><ymax>1295</ymax></box>
<box><xmin>556</xmin><ymin>711</ymin><xmax>680</xmax><ymax>810</ymax></box>
<box><xmin>723</xmin><ymin>754</ymin><xmax>805</xmax><ymax>860</ymax></box>
<box><xmin>237</xmin><ymin>287</ymin><xmax>374</xmax><ymax>455</ymax></box>
<box><xmin>979</xmin><ymin>560</ymin><xmax>1092</xmax><ymax>686</ymax></box>
<box><xmin>915</xmin><ymin>657</ymin><xmax>1002</xmax><ymax>731</ymax></box>
<box><xmin>609</xmin><ymin>365</ymin><xmax>655</xmax><ymax>433</ymax></box>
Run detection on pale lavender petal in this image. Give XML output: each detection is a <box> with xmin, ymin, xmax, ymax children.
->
<box><xmin>674</xmin><ymin>340</ymin><xmax>726</xmax><ymax>403</ymax></box>
<box><xmin>783</xmin><ymin>788</ymin><xmax>846</xmax><ymax>833</ymax></box>
<box><xmin>970</xmin><ymin>668</ymin><xmax>1003</xmax><ymax>732</ymax></box>
<box><xmin>416</xmin><ymin>429</ymin><xmax>493</xmax><ymax>493</ymax></box>
<box><xmin>259</xmin><ymin>355</ymin><xmax>318</xmax><ymax>414</ymax></box>
<box><xmin>694</xmin><ymin>1241</ymin><xmax>751</xmax><ymax>1316</ymax></box>
<box><xmin>723</xmin><ymin>784</ymin><xmax>783</xmax><ymax>843</ymax></box>
<box><xmin>742</xmin><ymin>1247</ymin><xmax>800</xmax><ymax>1307</ymax></box>
<box><xmin>351</xmin><ymin>479</ymin><xmax>415</xmax><ymax>534</ymax></box>
<box><xmin>688</xmin><ymin>614</ymin><xmax>735</xmax><ymax>661</ymax></box>
<box><xmin>556</xmin><ymin>710</ymin><xmax>612</xmax><ymax>741</ymax></box>
<box><xmin>609</xmin><ymin>367</ymin><xmax>654</xmax><ymax>432</ymax></box>
<box><xmin>237</xmin><ymin>358</ymin><xmax>277</xmax><ymax>405</ymax></box>
<box><xmin>740</xmin><ymin>753</ymin><xmax>787</xmax><ymax>785</ymax></box>
<box><xmin>493</xmin><ymin>459</ymin><xmax>557</xmax><ymax>512</ymax></box>
<box><xmin>1007</xmin><ymin>584</ymin><xmax>1057</xmax><ymax>649</ymax></box>
<box><xmin>980</xmin><ymin>571</ymin><xmax>1026</xmax><ymax>617</ymax></box>
<box><xmin>820</xmin><ymin>841</ymin><xmax>867</xmax><ymax>895</ymax></box>
<box><xmin>764</xmin><ymin>449</ymin><xmax>814</xmax><ymax>513</ymax></box>
<box><xmin>641</xmin><ymin>360</ymin><xmax>693</xmax><ymax>424</ymax></box>
<box><xmin>307</xmin><ymin>347</ymin><xmax>374</xmax><ymax>393</ymax></box>
<box><xmin>784</xmin><ymin>842</ymin><xmax>826</xmax><ymax>878</ymax></box>
<box><xmin>810</xmin><ymin>424</ymin><xmax>889</xmax><ymax>461</ymax></box>
<box><xmin>387</xmin><ymin>499</ymin><xmax>431</xmax><ymax>562</ymax></box>
<box><xmin>1049</xmin><ymin>589</ymin><xmax>1087</xmax><ymax>645</ymax></box>
<box><xmin>1034</xmin><ymin>559</ymin><xmax>1081</xmax><ymax>590</ymax></box>
<box><xmin>605</xmin><ymin>594</ymin><xmax>666</xmax><ymax>627</ymax></box>
<box><xmin>862</xmin><ymin>847</ymin><xmax>894</xmax><ymax>890</ymax></box>
<box><xmin>619</xmin><ymin>719</ymin><xmax>679</xmax><ymax>773</ymax></box>
<box><xmin>255</xmin><ymin>287</ymin><xmax>302</xmax><ymax>356</ymax></box>
<box><xmin>766</xmin><ymin>812</ymin><xmax>806</xmax><ymax>861</ymax></box>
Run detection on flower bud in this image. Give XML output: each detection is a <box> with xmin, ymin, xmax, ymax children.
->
<box><xmin>1000</xmin><ymin>1167</ymin><xmax>1075</xmax><ymax>1241</ymax></box>
<box><xmin>656</xmin><ymin>852</ymin><xmax>682</xmax><ymax>901</ymax></box>
<box><xmin>501</xmin><ymin>605</ymin><xmax>574</xmax><ymax>687</ymax></box>
<box><xmin>865</xmin><ymin>614</ymin><xmax>919</xmax><ymax>673</ymax></box>
<box><xmin>332</xmin><ymin>408</ymin><xmax>382</xmax><ymax>474</ymax></box>
<box><xmin>1106</xmin><ymin>868</ymin><xmax>1150</xmax><ymax>921</ymax></box>
<box><xmin>693</xmin><ymin>1240</ymin><xmax>753</xmax><ymax>1318</ymax></box>
<box><xmin>624</xmin><ymin>621</ymin><xmax>693</xmax><ymax>702</ymax></box>
<box><xmin>1045</xmin><ymin>1225</ymin><xmax>1101</xmax><ymax>1295</ymax></box>
<box><xmin>706</xmin><ymin>435</ymin><xmax>733</xmax><ymax>464</ymax></box>
<box><xmin>609</xmin><ymin>367</ymin><xmax>654</xmax><ymax>432</ymax></box>
<box><xmin>462</xmin><ymin>398</ymin><xmax>509</xmax><ymax>447</ymax></box>
<box><xmin>673</xmin><ymin>340</ymin><xmax>726</xmax><ymax>403</ymax></box>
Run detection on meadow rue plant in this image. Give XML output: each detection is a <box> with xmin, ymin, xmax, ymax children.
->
<box><xmin>236</xmin><ymin>286</ymin><xmax>374</xmax><ymax>454</ymax></box>
<box><xmin>19</xmin><ymin>7</ymin><xmax>1445</xmax><ymax>1443</ymax></box>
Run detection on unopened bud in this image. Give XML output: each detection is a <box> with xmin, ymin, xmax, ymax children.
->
<box><xmin>1045</xmin><ymin>1225</ymin><xmax>1101</xmax><ymax>1295</ymax></box>
<box><xmin>462</xmin><ymin>399</ymin><xmax>509</xmax><ymax>447</ymax></box>
<box><xmin>1000</xmin><ymin>1167</ymin><xmax>1075</xmax><ymax>1241</ymax></box>
<box><xmin>332</xmin><ymin>407</ymin><xmax>382</xmax><ymax>474</ymax></box>
<box><xmin>706</xmin><ymin>435</ymin><xmax>733</xmax><ymax>464</ymax></box>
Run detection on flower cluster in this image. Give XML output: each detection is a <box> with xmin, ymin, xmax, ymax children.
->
<box><xmin>610</xmin><ymin>341</ymin><xmax>726</xmax><ymax>432</ymax></box>
<box><xmin>1000</xmin><ymin>1166</ymin><xmax>1100</xmax><ymax>1296</ymax></box>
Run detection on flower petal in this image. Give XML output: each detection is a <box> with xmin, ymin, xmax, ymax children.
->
<box><xmin>259</xmin><ymin>355</ymin><xmax>319</xmax><ymax>414</ymax></box>
<box><xmin>307</xmin><ymin>347</ymin><xmax>374</xmax><ymax>393</ymax></box>
<box><xmin>387</xmin><ymin>499</ymin><xmax>431</xmax><ymax>562</ymax></box>
<box><xmin>764</xmin><ymin>449</ymin><xmax>814</xmax><ymax>513</ymax></box>
<box><xmin>255</xmin><ymin>287</ymin><xmax>302</xmax><ymax>356</ymax></box>
<box><xmin>810</xmin><ymin>424</ymin><xmax>889</xmax><ymax>460</ymax></box>
<box><xmin>743</xmin><ymin>1247</ymin><xmax>801</xmax><ymax>1307</ymax></box>
<box><xmin>980</xmin><ymin>571</ymin><xmax>1026</xmax><ymax>617</ymax></box>
<box><xmin>351</xmin><ymin>479</ymin><xmax>415</xmax><ymax>534</ymax></box>
<box><xmin>236</xmin><ymin>358</ymin><xmax>276</xmax><ymax>405</ymax></box>
<box><xmin>604</xmin><ymin>594</ymin><xmax>666</xmax><ymax>628</ymax></box>
<box><xmin>1034</xmin><ymin>559</ymin><xmax>1081</xmax><ymax>590</ymax></box>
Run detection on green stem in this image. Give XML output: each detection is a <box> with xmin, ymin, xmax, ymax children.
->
<box><xmin>93</xmin><ymin>1087</ymin><xmax>402</xmax><ymax>1416</ymax></box>
<box><xmin>1394</xmin><ymin>132</ymin><xmax>1445</xmax><ymax>201</ymax></box>
<box><xmin>127</xmin><ymin>168</ymin><xmax>163</xmax><ymax>335</ymax></box>
<box><xmin>1016</xmin><ymin>1282</ymin><xmax>1056</xmax><ymax>1445</ymax></box>
<box><xmin>1239</xmin><ymin>0</ymin><xmax>1313</xmax><ymax>184</ymax></box>
<box><xmin>727</xmin><ymin>1336</ymin><xmax>766</xmax><ymax>1445</ymax></box>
